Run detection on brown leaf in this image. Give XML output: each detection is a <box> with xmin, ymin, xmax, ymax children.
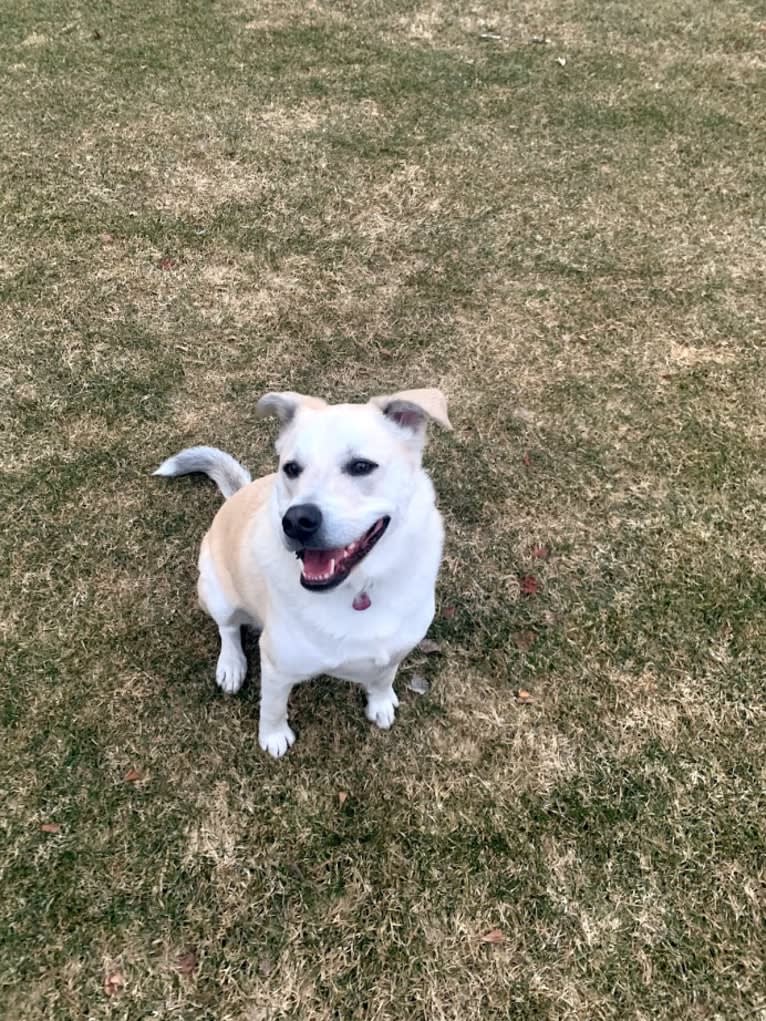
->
<box><xmin>40</xmin><ymin>822</ymin><xmax>61</xmax><ymax>833</ymax></box>
<box><xmin>516</xmin><ymin>689</ymin><xmax>534</xmax><ymax>703</ymax></box>
<box><xmin>124</xmin><ymin>768</ymin><xmax>143</xmax><ymax>783</ymax></box>
<box><xmin>480</xmin><ymin>928</ymin><xmax>505</xmax><ymax>944</ymax></box>
<box><xmin>512</xmin><ymin>630</ymin><xmax>536</xmax><ymax>652</ymax></box>
<box><xmin>338</xmin><ymin>791</ymin><xmax>349</xmax><ymax>806</ymax></box>
<box><xmin>176</xmin><ymin>950</ymin><xmax>198</xmax><ymax>976</ymax></box>
<box><xmin>522</xmin><ymin>451</ymin><xmax>532</xmax><ymax>467</ymax></box>
<box><xmin>158</xmin><ymin>256</ymin><xmax>177</xmax><ymax>270</ymax></box>
<box><xmin>532</xmin><ymin>544</ymin><xmax>550</xmax><ymax>560</ymax></box>
<box><xmin>519</xmin><ymin>575</ymin><xmax>539</xmax><ymax>596</ymax></box>
<box><xmin>104</xmin><ymin>970</ymin><xmax>125</xmax><ymax>996</ymax></box>
<box><xmin>442</xmin><ymin>605</ymin><xmax>456</xmax><ymax>619</ymax></box>
<box><xmin>418</xmin><ymin>638</ymin><xmax>442</xmax><ymax>655</ymax></box>
<box><xmin>99</xmin><ymin>232</ymin><xmax>114</xmax><ymax>244</ymax></box>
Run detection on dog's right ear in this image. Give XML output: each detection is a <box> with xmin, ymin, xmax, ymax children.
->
<box><xmin>256</xmin><ymin>392</ymin><xmax>327</xmax><ymax>427</ymax></box>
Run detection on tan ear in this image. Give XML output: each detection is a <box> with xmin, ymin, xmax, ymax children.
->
<box><xmin>370</xmin><ymin>388</ymin><xmax>452</xmax><ymax>432</ymax></box>
<box><xmin>256</xmin><ymin>391</ymin><xmax>327</xmax><ymax>426</ymax></box>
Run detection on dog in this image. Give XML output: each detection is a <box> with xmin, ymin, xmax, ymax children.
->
<box><xmin>153</xmin><ymin>388</ymin><xmax>451</xmax><ymax>757</ymax></box>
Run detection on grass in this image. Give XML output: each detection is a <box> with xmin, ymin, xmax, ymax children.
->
<box><xmin>2</xmin><ymin>0</ymin><xmax>765</xmax><ymax>1017</ymax></box>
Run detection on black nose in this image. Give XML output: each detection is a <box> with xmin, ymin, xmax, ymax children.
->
<box><xmin>282</xmin><ymin>503</ymin><xmax>323</xmax><ymax>544</ymax></box>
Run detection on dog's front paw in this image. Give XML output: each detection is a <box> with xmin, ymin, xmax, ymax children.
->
<box><xmin>259</xmin><ymin>724</ymin><xmax>296</xmax><ymax>758</ymax></box>
<box><xmin>366</xmin><ymin>688</ymin><xmax>400</xmax><ymax>730</ymax></box>
<box><xmin>216</xmin><ymin>649</ymin><xmax>247</xmax><ymax>694</ymax></box>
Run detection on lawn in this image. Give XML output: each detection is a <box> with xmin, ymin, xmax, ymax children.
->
<box><xmin>2</xmin><ymin>1</ymin><xmax>765</xmax><ymax>1018</ymax></box>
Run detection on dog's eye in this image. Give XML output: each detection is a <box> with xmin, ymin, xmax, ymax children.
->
<box><xmin>282</xmin><ymin>461</ymin><xmax>302</xmax><ymax>480</ymax></box>
<box><xmin>346</xmin><ymin>459</ymin><xmax>378</xmax><ymax>477</ymax></box>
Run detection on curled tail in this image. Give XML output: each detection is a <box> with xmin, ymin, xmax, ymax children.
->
<box><xmin>152</xmin><ymin>445</ymin><xmax>252</xmax><ymax>499</ymax></box>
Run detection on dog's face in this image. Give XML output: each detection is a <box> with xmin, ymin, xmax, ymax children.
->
<box><xmin>258</xmin><ymin>390</ymin><xmax>450</xmax><ymax>591</ymax></box>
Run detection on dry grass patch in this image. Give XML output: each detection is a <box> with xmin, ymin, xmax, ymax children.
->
<box><xmin>2</xmin><ymin>0</ymin><xmax>765</xmax><ymax>1018</ymax></box>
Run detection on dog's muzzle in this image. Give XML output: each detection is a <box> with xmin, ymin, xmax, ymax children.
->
<box><xmin>292</xmin><ymin>517</ymin><xmax>391</xmax><ymax>591</ymax></box>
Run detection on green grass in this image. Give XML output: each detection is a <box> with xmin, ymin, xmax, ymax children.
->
<box><xmin>2</xmin><ymin>1</ymin><xmax>765</xmax><ymax>1018</ymax></box>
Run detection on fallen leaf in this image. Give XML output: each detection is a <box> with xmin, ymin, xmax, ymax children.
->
<box><xmin>124</xmin><ymin>768</ymin><xmax>143</xmax><ymax>783</ymax></box>
<box><xmin>512</xmin><ymin>631</ymin><xmax>536</xmax><ymax>652</ymax></box>
<box><xmin>104</xmin><ymin>970</ymin><xmax>125</xmax><ymax>996</ymax></box>
<box><xmin>522</xmin><ymin>451</ymin><xmax>532</xmax><ymax>467</ymax></box>
<box><xmin>480</xmin><ymin>928</ymin><xmax>505</xmax><ymax>944</ymax></box>
<box><xmin>406</xmin><ymin>673</ymin><xmax>430</xmax><ymax>695</ymax></box>
<box><xmin>519</xmin><ymin>575</ymin><xmax>539</xmax><ymax>596</ymax></box>
<box><xmin>338</xmin><ymin>791</ymin><xmax>349</xmax><ymax>806</ymax></box>
<box><xmin>40</xmin><ymin>822</ymin><xmax>61</xmax><ymax>833</ymax></box>
<box><xmin>556</xmin><ymin>56</ymin><xmax>567</xmax><ymax>66</ymax></box>
<box><xmin>418</xmin><ymin>639</ymin><xmax>442</xmax><ymax>655</ymax></box>
<box><xmin>259</xmin><ymin>955</ymin><xmax>274</xmax><ymax>977</ymax></box>
<box><xmin>532</xmin><ymin>544</ymin><xmax>550</xmax><ymax>560</ymax></box>
<box><xmin>442</xmin><ymin>605</ymin><xmax>456</xmax><ymax>619</ymax></box>
<box><xmin>99</xmin><ymin>232</ymin><xmax>114</xmax><ymax>244</ymax></box>
<box><xmin>516</xmin><ymin>689</ymin><xmax>534</xmax><ymax>703</ymax></box>
<box><xmin>158</xmin><ymin>256</ymin><xmax>177</xmax><ymax>270</ymax></box>
<box><xmin>176</xmin><ymin>950</ymin><xmax>198</xmax><ymax>976</ymax></box>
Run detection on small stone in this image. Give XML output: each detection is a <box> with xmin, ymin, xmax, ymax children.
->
<box><xmin>407</xmin><ymin>673</ymin><xmax>430</xmax><ymax>695</ymax></box>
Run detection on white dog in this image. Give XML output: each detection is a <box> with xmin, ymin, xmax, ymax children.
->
<box><xmin>154</xmin><ymin>388</ymin><xmax>451</xmax><ymax>757</ymax></box>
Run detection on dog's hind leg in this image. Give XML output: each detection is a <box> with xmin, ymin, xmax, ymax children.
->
<box><xmin>214</xmin><ymin>622</ymin><xmax>248</xmax><ymax>695</ymax></box>
<box><xmin>198</xmin><ymin>550</ymin><xmax>247</xmax><ymax>695</ymax></box>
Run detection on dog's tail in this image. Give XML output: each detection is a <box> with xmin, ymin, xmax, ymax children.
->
<box><xmin>152</xmin><ymin>446</ymin><xmax>252</xmax><ymax>500</ymax></box>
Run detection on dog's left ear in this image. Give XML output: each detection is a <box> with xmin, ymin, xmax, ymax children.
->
<box><xmin>370</xmin><ymin>388</ymin><xmax>452</xmax><ymax>434</ymax></box>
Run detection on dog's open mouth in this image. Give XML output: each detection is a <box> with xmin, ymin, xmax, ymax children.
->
<box><xmin>297</xmin><ymin>517</ymin><xmax>390</xmax><ymax>591</ymax></box>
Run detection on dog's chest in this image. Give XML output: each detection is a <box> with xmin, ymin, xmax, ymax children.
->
<box><xmin>323</xmin><ymin>626</ymin><xmax>416</xmax><ymax>679</ymax></box>
<box><xmin>269</xmin><ymin>590</ymin><xmax>434</xmax><ymax>679</ymax></box>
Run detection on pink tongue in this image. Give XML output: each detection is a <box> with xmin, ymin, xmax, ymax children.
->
<box><xmin>302</xmin><ymin>548</ymin><xmax>343</xmax><ymax>580</ymax></box>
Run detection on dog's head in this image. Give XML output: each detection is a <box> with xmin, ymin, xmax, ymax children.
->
<box><xmin>256</xmin><ymin>388</ymin><xmax>451</xmax><ymax>591</ymax></box>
